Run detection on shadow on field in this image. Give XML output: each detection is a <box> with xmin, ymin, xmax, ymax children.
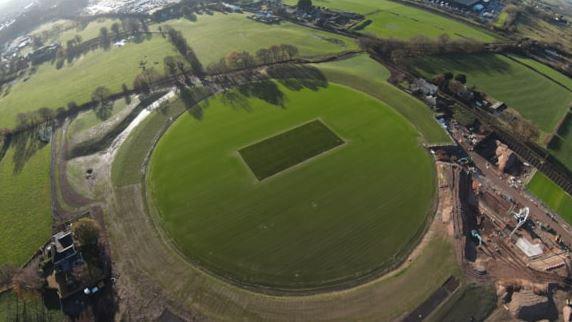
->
<box><xmin>0</xmin><ymin>126</ymin><xmax>49</xmax><ymax>175</ymax></box>
<box><xmin>267</xmin><ymin>64</ymin><xmax>328</xmax><ymax>91</ymax></box>
<box><xmin>10</xmin><ymin>129</ymin><xmax>48</xmax><ymax>174</ymax></box>
<box><xmin>180</xmin><ymin>86</ymin><xmax>211</xmax><ymax>121</ymax></box>
<box><xmin>95</xmin><ymin>103</ymin><xmax>114</xmax><ymax>121</ymax></box>
<box><xmin>238</xmin><ymin>80</ymin><xmax>286</xmax><ymax>108</ymax></box>
<box><xmin>413</xmin><ymin>53</ymin><xmax>512</xmax><ymax>77</ymax></box>
<box><xmin>220</xmin><ymin>64</ymin><xmax>329</xmax><ymax>111</ymax></box>
<box><xmin>221</xmin><ymin>91</ymin><xmax>252</xmax><ymax>111</ymax></box>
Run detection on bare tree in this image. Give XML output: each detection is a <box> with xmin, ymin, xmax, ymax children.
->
<box><xmin>99</xmin><ymin>27</ymin><xmax>111</xmax><ymax>50</ymax></box>
<box><xmin>12</xmin><ymin>264</ymin><xmax>43</xmax><ymax>299</ymax></box>
<box><xmin>73</xmin><ymin>218</ymin><xmax>101</xmax><ymax>247</ymax></box>
<box><xmin>91</xmin><ymin>86</ymin><xmax>111</xmax><ymax>107</ymax></box>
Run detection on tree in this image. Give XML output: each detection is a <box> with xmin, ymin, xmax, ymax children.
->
<box><xmin>206</xmin><ymin>58</ymin><xmax>229</xmax><ymax>74</ymax></box>
<box><xmin>67</xmin><ymin>101</ymin><xmax>78</xmax><ymax>112</ymax></box>
<box><xmin>91</xmin><ymin>86</ymin><xmax>111</xmax><ymax>107</ymax></box>
<box><xmin>256</xmin><ymin>48</ymin><xmax>273</xmax><ymax>64</ymax></box>
<box><xmin>225</xmin><ymin>51</ymin><xmax>256</xmax><ymax>70</ymax></box>
<box><xmin>511</xmin><ymin>114</ymin><xmax>540</xmax><ymax>142</ymax></box>
<box><xmin>122</xmin><ymin>83</ymin><xmax>131</xmax><ymax>104</ymax></box>
<box><xmin>12</xmin><ymin>264</ymin><xmax>43</xmax><ymax>299</ymax></box>
<box><xmin>270</xmin><ymin>45</ymin><xmax>282</xmax><ymax>62</ymax></box>
<box><xmin>455</xmin><ymin>73</ymin><xmax>467</xmax><ymax>84</ymax></box>
<box><xmin>164</xmin><ymin>56</ymin><xmax>178</xmax><ymax>76</ymax></box>
<box><xmin>133</xmin><ymin>67</ymin><xmax>161</xmax><ymax>94</ymax></box>
<box><xmin>99</xmin><ymin>27</ymin><xmax>111</xmax><ymax>49</ymax></box>
<box><xmin>73</xmin><ymin>218</ymin><xmax>101</xmax><ymax>247</ymax></box>
<box><xmin>0</xmin><ymin>264</ymin><xmax>17</xmax><ymax>288</ymax></box>
<box><xmin>182</xmin><ymin>5</ymin><xmax>197</xmax><ymax>21</ymax></box>
<box><xmin>297</xmin><ymin>0</ymin><xmax>312</xmax><ymax>12</ymax></box>
<box><xmin>164</xmin><ymin>26</ymin><xmax>204</xmax><ymax>76</ymax></box>
<box><xmin>280</xmin><ymin>44</ymin><xmax>299</xmax><ymax>60</ymax></box>
<box><xmin>111</xmin><ymin>22</ymin><xmax>121</xmax><ymax>40</ymax></box>
<box><xmin>37</xmin><ymin>107</ymin><xmax>55</xmax><ymax>121</ymax></box>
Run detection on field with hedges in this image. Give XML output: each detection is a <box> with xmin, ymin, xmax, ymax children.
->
<box><xmin>157</xmin><ymin>13</ymin><xmax>358</xmax><ymax>66</ymax></box>
<box><xmin>0</xmin><ymin>139</ymin><xmax>52</xmax><ymax>265</ymax></box>
<box><xmin>0</xmin><ymin>35</ymin><xmax>178</xmax><ymax>129</ymax></box>
<box><xmin>413</xmin><ymin>54</ymin><xmax>572</xmax><ymax>133</ymax></box>
<box><xmin>285</xmin><ymin>0</ymin><xmax>496</xmax><ymax>41</ymax></box>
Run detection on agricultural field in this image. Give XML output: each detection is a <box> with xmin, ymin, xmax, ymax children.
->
<box><xmin>0</xmin><ymin>139</ymin><xmax>52</xmax><ymax>265</ymax></box>
<box><xmin>157</xmin><ymin>13</ymin><xmax>358</xmax><ymax>65</ymax></box>
<box><xmin>0</xmin><ymin>35</ymin><xmax>179</xmax><ymax>129</ymax></box>
<box><xmin>413</xmin><ymin>53</ymin><xmax>572</xmax><ymax>133</ymax></box>
<box><xmin>527</xmin><ymin>172</ymin><xmax>572</xmax><ymax>224</ymax></box>
<box><xmin>148</xmin><ymin>83</ymin><xmax>436</xmax><ymax>289</ymax></box>
<box><xmin>315</xmin><ymin>54</ymin><xmax>450</xmax><ymax>143</ymax></box>
<box><xmin>284</xmin><ymin>0</ymin><xmax>496</xmax><ymax>41</ymax></box>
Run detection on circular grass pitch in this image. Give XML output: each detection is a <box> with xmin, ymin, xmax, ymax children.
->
<box><xmin>148</xmin><ymin>83</ymin><xmax>436</xmax><ymax>291</ymax></box>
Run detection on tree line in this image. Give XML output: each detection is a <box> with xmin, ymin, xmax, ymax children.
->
<box><xmin>161</xmin><ymin>25</ymin><xmax>204</xmax><ymax>77</ymax></box>
<box><xmin>53</xmin><ymin>18</ymin><xmax>151</xmax><ymax>69</ymax></box>
<box><xmin>360</xmin><ymin>34</ymin><xmax>487</xmax><ymax>65</ymax></box>
<box><xmin>206</xmin><ymin>44</ymin><xmax>300</xmax><ymax>74</ymax></box>
<box><xmin>1</xmin><ymin>41</ymin><xmax>301</xmax><ymax>137</ymax></box>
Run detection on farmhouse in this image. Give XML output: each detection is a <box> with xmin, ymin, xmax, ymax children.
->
<box><xmin>49</xmin><ymin>231</ymin><xmax>81</xmax><ymax>274</ymax></box>
<box><xmin>489</xmin><ymin>101</ymin><xmax>507</xmax><ymax>113</ymax></box>
<box><xmin>412</xmin><ymin>78</ymin><xmax>438</xmax><ymax>96</ymax></box>
<box><xmin>448</xmin><ymin>0</ymin><xmax>483</xmax><ymax>10</ymax></box>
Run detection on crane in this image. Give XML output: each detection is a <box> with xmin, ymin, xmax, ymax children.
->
<box><xmin>510</xmin><ymin>207</ymin><xmax>529</xmax><ymax>238</ymax></box>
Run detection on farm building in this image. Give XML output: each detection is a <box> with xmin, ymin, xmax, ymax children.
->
<box><xmin>489</xmin><ymin>101</ymin><xmax>507</xmax><ymax>113</ymax></box>
<box><xmin>448</xmin><ymin>0</ymin><xmax>484</xmax><ymax>11</ymax></box>
<box><xmin>49</xmin><ymin>231</ymin><xmax>81</xmax><ymax>274</ymax></box>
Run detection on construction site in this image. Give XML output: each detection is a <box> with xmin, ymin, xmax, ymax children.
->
<box><xmin>429</xmin><ymin>118</ymin><xmax>572</xmax><ymax>321</ymax></box>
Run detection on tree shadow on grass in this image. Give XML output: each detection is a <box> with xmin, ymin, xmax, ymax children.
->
<box><xmin>180</xmin><ymin>86</ymin><xmax>210</xmax><ymax>120</ymax></box>
<box><xmin>267</xmin><ymin>64</ymin><xmax>328</xmax><ymax>91</ymax></box>
<box><xmin>95</xmin><ymin>103</ymin><xmax>114</xmax><ymax>121</ymax></box>
<box><xmin>10</xmin><ymin>128</ymin><xmax>48</xmax><ymax>174</ymax></box>
<box><xmin>413</xmin><ymin>53</ymin><xmax>513</xmax><ymax>78</ymax></box>
<box><xmin>221</xmin><ymin>90</ymin><xmax>252</xmax><ymax>111</ymax></box>
<box><xmin>0</xmin><ymin>134</ymin><xmax>11</xmax><ymax>166</ymax></box>
<box><xmin>238</xmin><ymin>80</ymin><xmax>286</xmax><ymax>108</ymax></box>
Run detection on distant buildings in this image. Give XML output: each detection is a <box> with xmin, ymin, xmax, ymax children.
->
<box><xmin>84</xmin><ymin>0</ymin><xmax>179</xmax><ymax>15</ymax></box>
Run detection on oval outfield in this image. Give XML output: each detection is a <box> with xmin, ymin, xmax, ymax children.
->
<box><xmin>147</xmin><ymin>83</ymin><xmax>436</xmax><ymax>290</ymax></box>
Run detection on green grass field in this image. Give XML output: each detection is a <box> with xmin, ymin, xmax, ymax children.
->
<box><xmin>30</xmin><ymin>18</ymin><xmax>119</xmax><ymax>45</ymax></box>
<box><xmin>157</xmin><ymin>13</ymin><xmax>358</xmax><ymax>65</ymax></box>
<box><xmin>285</xmin><ymin>0</ymin><xmax>496</xmax><ymax>41</ymax></box>
<box><xmin>67</xmin><ymin>98</ymin><xmax>130</xmax><ymax>139</ymax></box>
<box><xmin>413</xmin><ymin>54</ymin><xmax>572</xmax><ymax>133</ymax></box>
<box><xmin>58</xmin><ymin>19</ymin><xmax>120</xmax><ymax>44</ymax></box>
<box><xmin>528</xmin><ymin>172</ymin><xmax>572</xmax><ymax>224</ymax></box>
<box><xmin>0</xmin><ymin>35</ymin><xmax>178</xmax><ymax>129</ymax></box>
<box><xmin>239</xmin><ymin>120</ymin><xmax>344</xmax><ymax>180</ymax></box>
<box><xmin>1</xmin><ymin>13</ymin><xmax>357</xmax><ymax>130</ymax></box>
<box><xmin>315</xmin><ymin>54</ymin><xmax>450</xmax><ymax>143</ymax></box>
<box><xmin>148</xmin><ymin>83</ymin><xmax>435</xmax><ymax>289</ymax></box>
<box><xmin>0</xmin><ymin>140</ymin><xmax>52</xmax><ymax>265</ymax></box>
